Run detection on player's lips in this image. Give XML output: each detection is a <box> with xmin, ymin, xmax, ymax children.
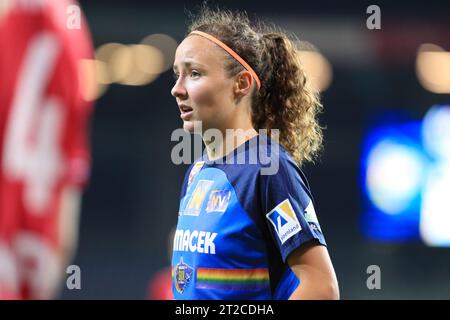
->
<box><xmin>179</xmin><ymin>104</ymin><xmax>193</xmax><ymax>120</ymax></box>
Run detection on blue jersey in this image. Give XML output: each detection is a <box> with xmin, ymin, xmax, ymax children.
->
<box><xmin>171</xmin><ymin>134</ymin><xmax>326</xmax><ymax>299</ymax></box>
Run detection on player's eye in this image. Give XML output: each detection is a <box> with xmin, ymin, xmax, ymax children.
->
<box><xmin>190</xmin><ymin>70</ymin><xmax>201</xmax><ymax>78</ymax></box>
<box><xmin>172</xmin><ymin>72</ymin><xmax>180</xmax><ymax>80</ymax></box>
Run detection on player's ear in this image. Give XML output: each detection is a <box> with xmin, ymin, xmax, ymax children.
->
<box><xmin>233</xmin><ymin>70</ymin><xmax>253</xmax><ymax>97</ymax></box>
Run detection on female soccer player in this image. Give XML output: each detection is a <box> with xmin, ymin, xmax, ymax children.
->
<box><xmin>171</xmin><ymin>6</ymin><xmax>339</xmax><ymax>300</ymax></box>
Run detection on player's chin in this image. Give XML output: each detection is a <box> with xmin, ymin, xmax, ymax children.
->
<box><xmin>182</xmin><ymin>120</ymin><xmax>196</xmax><ymax>133</ymax></box>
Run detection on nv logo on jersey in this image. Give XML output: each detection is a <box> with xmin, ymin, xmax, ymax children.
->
<box><xmin>266</xmin><ymin>199</ymin><xmax>302</xmax><ymax>244</ymax></box>
<box><xmin>206</xmin><ymin>190</ymin><xmax>231</xmax><ymax>213</ymax></box>
<box><xmin>185</xmin><ymin>180</ymin><xmax>214</xmax><ymax>216</ymax></box>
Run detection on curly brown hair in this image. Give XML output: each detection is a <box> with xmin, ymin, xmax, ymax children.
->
<box><xmin>186</xmin><ymin>5</ymin><xmax>323</xmax><ymax>165</ymax></box>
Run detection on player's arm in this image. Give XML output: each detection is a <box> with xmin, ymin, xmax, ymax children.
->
<box><xmin>58</xmin><ymin>185</ymin><xmax>83</xmax><ymax>270</ymax></box>
<box><xmin>56</xmin><ymin>0</ymin><xmax>94</xmax><ymax>277</ymax></box>
<box><xmin>36</xmin><ymin>185</ymin><xmax>82</xmax><ymax>300</ymax></box>
<box><xmin>287</xmin><ymin>241</ymin><xmax>339</xmax><ymax>300</ymax></box>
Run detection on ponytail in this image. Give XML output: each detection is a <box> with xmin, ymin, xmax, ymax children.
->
<box><xmin>253</xmin><ymin>32</ymin><xmax>323</xmax><ymax>165</ymax></box>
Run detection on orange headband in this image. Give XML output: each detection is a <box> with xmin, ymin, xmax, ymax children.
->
<box><xmin>189</xmin><ymin>30</ymin><xmax>261</xmax><ymax>91</ymax></box>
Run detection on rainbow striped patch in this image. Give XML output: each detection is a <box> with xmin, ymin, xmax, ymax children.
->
<box><xmin>196</xmin><ymin>267</ymin><xmax>270</xmax><ymax>290</ymax></box>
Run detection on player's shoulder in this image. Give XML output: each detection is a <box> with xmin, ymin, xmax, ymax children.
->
<box><xmin>254</xmin><ymin>134</ymin><xmax>298</xmax><ymax>174</ymax></box>
<box><xmin>257</xmin><ymin>135</ymin><xmax>313</xmax><ymax>196</ymax></box>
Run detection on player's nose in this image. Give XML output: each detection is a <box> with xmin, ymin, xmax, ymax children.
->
<box><xmin>171</xmin><ymin>78</ymin><xmax>188</xmax><ymax>100</ymax></box>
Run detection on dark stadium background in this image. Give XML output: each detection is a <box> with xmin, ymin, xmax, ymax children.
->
<box><xmin>61</xmin><ymin>0</ymin><xmax>450</xmax><ymax>299</ymax></box>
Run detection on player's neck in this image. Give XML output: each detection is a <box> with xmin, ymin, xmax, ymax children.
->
<box><xmin>203</xmin><ymin>124</ymin><xmax>257</xmax><ymax>162</ymax></box>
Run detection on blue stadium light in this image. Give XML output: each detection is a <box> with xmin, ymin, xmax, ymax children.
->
<box><xmin>360</xmin><ymin>116</ymin><xmax>425</xmax><ymax>242</ymax></box>
<box><xmin>420</xmin><ymin>163</ymin><xmax>450</xmax><ymax>246</ymax></box>
<box><xmin>422</xmin><ymin>105</ymin><xmax>450</xmax><ymax>162</ymax></box>
<box><xmin>361</xmin><ymin>105</ymin><xmax>450</xmax><ymax>246</ymax></box>
<box><xmin>366</xmin><ymin>139</ymin><xmax>425</xmax><ymax>215</ymax></box>
<box><xmin>420</xmin><ymin>105</ymin><xmax>450</xmax><ymax>246</ymax></box>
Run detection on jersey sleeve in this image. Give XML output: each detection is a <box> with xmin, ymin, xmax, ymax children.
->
<box><xmin>52</xmin><ymin>1</ymin><xmax>94</xmax><ymax>189</ymax></box>
<box><xmin>260</xmin><ymin>156</ymin><xmax>326</xmax><ymax>263</ymax></box>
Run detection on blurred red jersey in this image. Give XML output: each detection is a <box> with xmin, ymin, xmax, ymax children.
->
<box><xmin>0</xmin><ymin>0</ymin><xmax>94</xmax><ymax>299</ymax></box>
<box><xmin>147</xmin><ymin>267</ymin><xmax>173</xmax><ymax>300</ymax></box>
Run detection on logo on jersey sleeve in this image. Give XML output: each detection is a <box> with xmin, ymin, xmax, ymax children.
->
<box><xmin>304</xmin><ymin>200</ymin><xmax>322</xmax><ymax>232</ymax></box>
<box><xmin>184</xmin><ymin>180</ymin><xmax>214</xmax><ymax>216</ymax></box>
<box><xmin>174</xmin><ymin>257</ymin><xmax>194</xmax><ymax>294</ymax></box>
<box><xmin>206</xmin><ymin>190</ymin><xmax>231</xmax><ymax>213</ymax></box>
<box><xmin>266</xmin><ymin>199</ymin><xmax>302</xmax><ymax>244</ymax></box>
<box><xmin>187</xmin><ymin>161</ymin><xmax>205</xmax><ymax>188</ymax></box>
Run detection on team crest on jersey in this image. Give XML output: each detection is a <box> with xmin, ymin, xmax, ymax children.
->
<box><xmin>174</xmin><ymin>257</ymin><xmax>194</xmax><ymax>294</ymax></box>
<box><xmin>187</xmin><ymin>161</ymin><xmax>205</xmax><ymax>188</ymax></box>
<box><xmin>206</xmin><ymin>190</ymin><xmax>231</xmax><ymax>213</ymax></box>
<box><xmin>266</xmin><ymin>199</ymin><xmax>302</xmax><ymax>244</ymax></box>
<box><xmin>184</xmin><ymin>180</ymin><xmax>214</xmax><ymax>216</ymax></box>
